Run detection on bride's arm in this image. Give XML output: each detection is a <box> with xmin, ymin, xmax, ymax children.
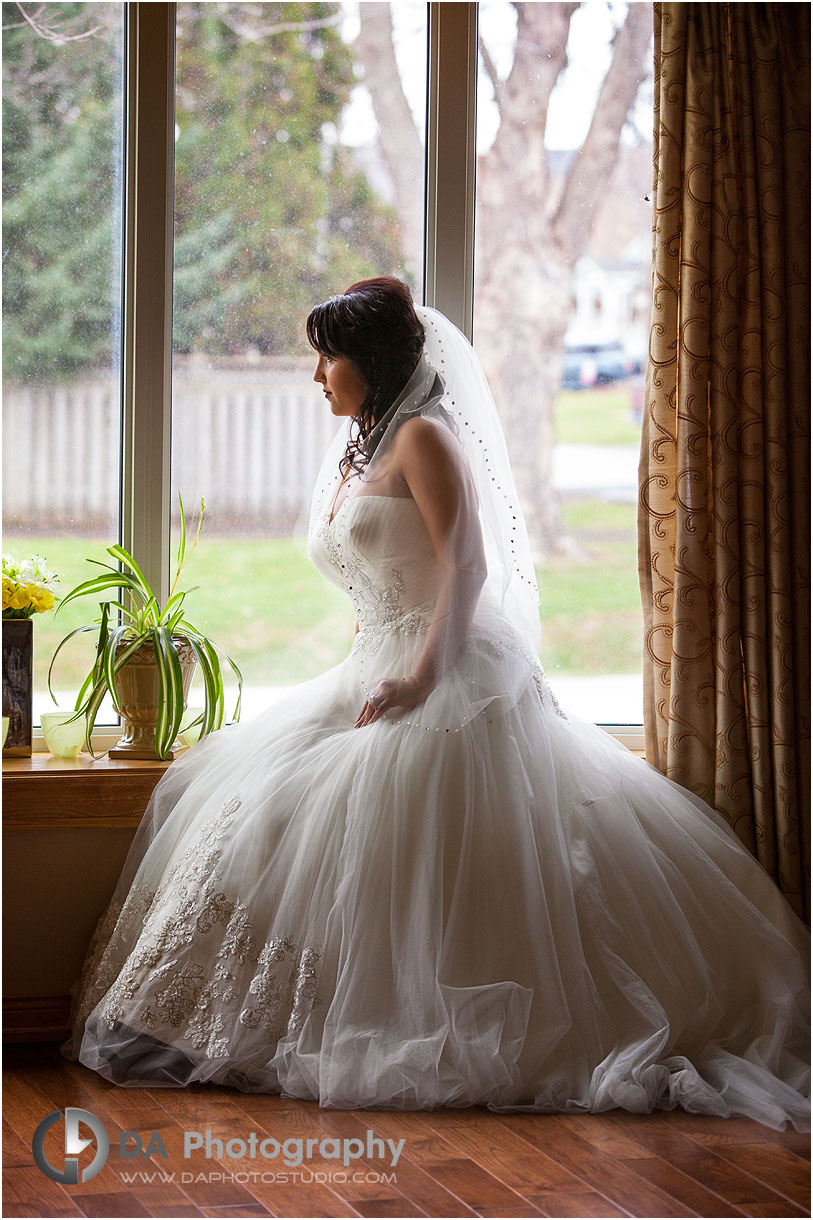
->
<box><xmin>400</xmin><ymin>417</ymin><xmax>487</xmax><ymax>693</ymax></box>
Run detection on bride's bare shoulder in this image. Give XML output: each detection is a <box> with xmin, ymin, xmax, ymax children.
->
<box><xmin>392</xmin><ymin>414</ymin><xmax>460</xmax><ymax>460</ymax></box>
<box><xmin>391</xmin><ymin>415</ymin><xmax>469</xmax><ymax>501</ymax></box>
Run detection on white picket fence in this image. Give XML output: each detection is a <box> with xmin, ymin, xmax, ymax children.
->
<box><xmin>2</xmin><ymin>358</ymin><xmax>343</xmax><ymax>535</ymax></box>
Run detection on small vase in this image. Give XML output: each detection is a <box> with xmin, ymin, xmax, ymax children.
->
<box><xmin>108</xmin><ymin>638</ymin><xmax>198</xmax><ymax>760</ymax></box>
<box><xmin>2</xmin><ymin>618</ymin><xmax>33</xmax><ymax>757</ymax></box>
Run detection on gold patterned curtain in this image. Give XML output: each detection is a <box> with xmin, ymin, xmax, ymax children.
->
<box><xmin>640</xmin><ymin>3</ymin><xmax>811</xmax><ymax>922</ymax></box>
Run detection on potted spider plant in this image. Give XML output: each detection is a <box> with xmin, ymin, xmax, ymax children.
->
<box><xmin>49</xmin><ymin>496</ymin><xmax>242</xmax><ymax>760</ymax></box>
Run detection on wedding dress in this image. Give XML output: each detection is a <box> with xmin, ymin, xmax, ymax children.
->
<box><xmin>61</xmin><ymin>310</ymin><xmax>811</xmax><ymax>1134</ymax></box>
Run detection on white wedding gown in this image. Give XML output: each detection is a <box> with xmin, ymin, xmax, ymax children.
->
<box><xmin>61</xmin><ymin>493</ymin><xmax>811</xmax><ymax>1132</ymax></box>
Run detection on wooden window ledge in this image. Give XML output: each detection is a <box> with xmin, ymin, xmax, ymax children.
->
<box><xmin>3</xmin><ymin>744</ymin><xmax>647</xmax><ymax>832</ymax></box>
<box><xmin>2</xmin><ymin>755</ymin><xmax>172</xmax><ymax>830</ymax></box>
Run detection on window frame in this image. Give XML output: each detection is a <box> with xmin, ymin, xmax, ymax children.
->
<box><xmin>35</xmin><ymin>2</ymin><xmax>175</xmax><ymax>751</ymax></box>
<box><xmin>31</xmin><ymin>0</ymin><xmax>645</xmax><ymax>751</ymax></box>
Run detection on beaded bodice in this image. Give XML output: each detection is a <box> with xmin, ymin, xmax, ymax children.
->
<box><xmin>307</xmin><ymin>490</ymin><xmax>568</xmax><ymax>725</ymax></box>
<box><xmin>307</xmin><ymin>495</ymin><xmax>442</xmax><ymax>638</ymax></box>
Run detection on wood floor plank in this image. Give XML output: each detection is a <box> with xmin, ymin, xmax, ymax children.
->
<box><xmin>292</xmin><ymin>1103</ymin><xmax>433</xmax><ymax>1216</ymax></box>
<box><xmin>493</xmin><ymin>1114</ymin><xmax>698</xmax><ymax>1217</ymax></box>
<box><xmin>197</xmin><ymin>1208</ymin><xmax>273</xmax><ymax>1217</ymax></box>
<box><xmin>357</xmin><ymin>1150</ymin><xmax>480</xmax><ymax>1218</ymax></box>
<box><xmin>620</xmin><ymin>1155</ymin><xmax>745</xmax><ymax>1218</ymax></box>
<box><xmin>130</xmin><ymin>1186</ymin><xmax>208</xmax><ymax>1218</ymax></box>
<box><xmin>533</xmin><ymin>1113</ymin><xmax>650</xmax><ymax>1160</ymax></box>
<box><xmin>2</xmin><ymin>1069</ymin><xmax>128</xmax><ymax>1198</ymax></box>
<box><xmin>661</xmin><ymin>1112</ymin><xmax>810</xmax><ymax>1154</ymax></box>
<box><xmin>432</xmin><ymin>1111</ymin><xmax>590</xmax><ymax>1194</ymax></box>
<box><xmin>2</xmin><ymin>1210</ymin><xmax>75</xmax><ymax>1220</ymax></box>
<box><xmin>2</xmin><ymin>1165</ymin><xmax>84</xmax><ymax>1217</ymax></box>
<box><xmin>541</xmin><ymin>1112</ymin><xmax>743</xmax><ymax>1216</ymax></box>
<box><xmin>598</xmin><ymin>1111</ymin><xmax>808</xmax><ymax>1214</ymax></box>
<box><xmin>5</xmin><ymin>1044</ymin><xmax>809</xmax><ymax>1220</ymax></box>
<box><xmin>528</xmin><ymin>1190</ymin><xmax>631</xmax><ymax>1217</ymax></box>
<box><xmin>351</xmin><ymin>1109</ymin><xmax>472</xmax><ymax>1167</ymax></box>
<box><xmin>3</xmin><ymin>1118</ymin><xmax>36</xmax><ymax>1169</ymax></box>
<box><xmin>351</xmin><ymin>1199</ymin><xmax>427</xmax><ymax>1217</ymax></box>
<box><xmin>412</xmin><ymin>1154</ymin><xmax>532</xmax><ymax>1212</ymax></box>
<box><xmin>152</xmin><ymin>1088</ymin><xmax>362</xmax><ymax>1218</ymax></box>
<box><xmin>693</xmin><ymin>1141</ymin><xmax>811</xmax><ymax>1208</ymax></box>
<box><xmin>476</xmin><ymin>1209</ymin><xmax>544</xmax><ymax>1218</ymax></box>
<box><xmin>86</xmin><ymin>1104</ymin><xmax>213</xmax><ymax>1216</ymax></box>
<box><xmin>356</xmin><ymin>1108</ymin><xmax>532</xmax><ymax>1214</ymax></box>
<box><xmin>342</xmin><ymin>1109</ymin><xmax>480</xmax><ymax>1215</ymax></box>
<box><xmin>69</xmin><ymin>1189</ymin><xmax>151</xmax><ymax>1216</ymax></box>
<box><xmin>736</xmin><ymin>1205</ymin><xmax>811</xmax><ymax>1218</ymax></box>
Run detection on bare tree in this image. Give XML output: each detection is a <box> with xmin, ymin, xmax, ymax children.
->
<box><xmin>354</xmin><ymin>6</ymin><xmax>424</xmax><ymax>284</ymax></box>
<box><xmin>354</xmin><ymin>2</ymin><xmax>652</xmax><ymax>559</ymax></box>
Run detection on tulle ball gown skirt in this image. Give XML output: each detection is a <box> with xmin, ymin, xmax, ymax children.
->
<box><xmin>60</xmin><ymin>636</ymin><xmax>811</xmax><ymax>1133</ymax></box>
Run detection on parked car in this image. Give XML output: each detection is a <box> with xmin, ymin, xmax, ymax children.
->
<box><xmin>562</xmin><ymin>341</ymin><xmax>640</xmax><ymax>390</ymax></box>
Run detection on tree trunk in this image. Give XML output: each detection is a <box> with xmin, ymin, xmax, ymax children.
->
<box><xmin>474</xmin><ymin>243</ymin><xmax>574</xmax><ymax>560</ymax></box>
<box><xmin>354</xmin><ymin>1</ymin><xmax>653</xmax><ymax>559</ymax></box>
<box><xmin>354</xmin><ymin>3</ymin><xmax>425</xmax><ymax>284</ymax></box>
<box><xmin>474</xmin><ymin>2</ymin><xmax>651</xmax><ymax>560</ymax></box>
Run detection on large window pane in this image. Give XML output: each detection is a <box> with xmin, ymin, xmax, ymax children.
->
<box><xmin>474</xmin><ymin>0</ymin><xmax>653</xmax><ymax>724</ymax></box>
<box><xmin>2</xmin><ymin>1</ymin><xmax>125</xmax><ymax>725</ymax></box>
<box><xmin>171</xmin><ymin>1</ymin><xmax>427</xmax><ymax>719</ymax></box>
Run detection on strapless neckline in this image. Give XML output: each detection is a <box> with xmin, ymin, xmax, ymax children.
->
<box><xmin>328</xmin><ymin>494</ymin><xmax>418</xmax><ymax>528</ymax></box>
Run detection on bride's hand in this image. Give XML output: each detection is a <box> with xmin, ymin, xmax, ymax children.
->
<box><xmin>354</xmin><ymin>676</ymin><xmax>431</xmax><ymax>727</ymax></box>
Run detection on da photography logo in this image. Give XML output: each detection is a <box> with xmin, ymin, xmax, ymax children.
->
<box><xmin>32</xmin><ymin>1108</ymin><xmax>110</xmax><ymax>1184</ymax></box>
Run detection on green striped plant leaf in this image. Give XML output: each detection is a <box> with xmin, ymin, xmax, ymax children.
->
<box><xmin>49</xmin><ymin>491</ymin><xmax>240</xmax><ymax>758</ymax></box>
<box><xmin>106</xmin><ymin>544</ymin><xmax>151</xmax><ymax>598</ymax></box>
<box><xmin>151</xmin><ymin>627</ymin><xmax>186</xmax><ymax>758</ymax></box>
<box><xmin>56</xmin><ymin>572</ymin><xmax>145</xmax><ymax>615</ymax></box>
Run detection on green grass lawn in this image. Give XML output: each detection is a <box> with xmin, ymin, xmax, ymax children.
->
<box><xmin>555</xmin><ymin>385</ymin><xmax>643</xmax><ymax>446</ymax></box>
<box><xmin>22</xmin><ymin>492</ymin><xmax>642</xmax><ymax>707</ymax></box>
<box><xmin>18</xmin><ymin>385</ymin><xmax>643</xmax><ymax>705</ymax></box>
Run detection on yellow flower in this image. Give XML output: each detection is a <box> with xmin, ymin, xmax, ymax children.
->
<box><xmin>8</xmin><ymin>583</ymin><xmax>30</xmax><ymax>611</ymax></box>
<box><xmin>28</xmin><ymin>585</ymin><xmax>55</xmax><ymax>613</ymax></box>
<box><xmin>2</xmin><ymin>578</ymin><xmax>14</xmax><ymax>611</ymax></box>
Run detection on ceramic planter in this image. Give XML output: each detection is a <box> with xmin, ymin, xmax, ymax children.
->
<box><xmin>108</xmin><ymin>638</ymin><xmax>198</xmax><ymax>760</ymax></box>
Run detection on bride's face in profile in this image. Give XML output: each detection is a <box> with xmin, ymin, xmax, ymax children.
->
<box><xmin>313</xmin><ymin>352</ymin><xmax>368</xmax><ymax>418</ymax></box>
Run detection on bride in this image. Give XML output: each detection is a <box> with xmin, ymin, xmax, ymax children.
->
<box><xmin>61</xmin><ymin>277</ymin><xmax>810</xmax><ymax>1133</ymax></box>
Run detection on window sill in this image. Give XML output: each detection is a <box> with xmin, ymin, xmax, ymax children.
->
<box><xmin>3</xmin><ymin>737</ymin><xmax>647</xmax><ymax>834</ymax></box>
<box><xmin>2</xmin><ymin>755</ymin><xmax>172</xmax><ymax>830</ymax></box>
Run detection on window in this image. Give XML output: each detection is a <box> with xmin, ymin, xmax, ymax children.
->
<box><xmin>170</xmin><ymin>2</ymin><xmax>428</xmax><ymax>718</ymax></box>
<box><xmin>474</xmin><ymin>0</ymin><xmax>653</xmax><ymax>726</ymax></box>
<box><xmin>2</xmin><ymin>1</ymin><xmax>125</xmax><ymax>725</ymax></box>
<box><xmin>4</xmin><ymin>2</ymin><xmax>650</xmax><ymax>745</ymax></box>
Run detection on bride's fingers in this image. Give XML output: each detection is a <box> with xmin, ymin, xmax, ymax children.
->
<box><xmin>354</xmin><ymin>699</ymin><xmax>379</xmax><ymax>727</ymax></box>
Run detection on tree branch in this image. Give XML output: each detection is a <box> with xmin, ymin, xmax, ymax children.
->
<box><xmin>5</xmin><ymin>1</ymin><xmax>105</xmax><ymax>41</ymax></box>
<box><xmin>477</xmin><ymin>2</ymin><xmax>578</xmax><ymax>249</ymax></box>
<box><xmin>501</xmin><ymin>2</ymin><xmax>578</xmax><ymax>150</ymax></box>
<box><xmin>551</xmin><ymin>2</ymin><xmax>652</xmax><ymax>265</ymax></box>
<box><xmin>353</xmin><ymin>2</ymin><xmax>425</xmax><ymax>282</ymax></box>
<box><xmin>214</xmin><ymin>3</ymin><xmax>342</xmax><ymax>44</ymax></box>
<box><xmin>478</xmin><ymin>35</ymin><xmax>504</xmax><ymax>109</ymax></box>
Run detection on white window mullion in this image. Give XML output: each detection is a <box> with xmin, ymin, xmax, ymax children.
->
<box><xmin>120</xmin><ymin>1</ymin><xmax>176</xmax><ymax>602</ymax></box>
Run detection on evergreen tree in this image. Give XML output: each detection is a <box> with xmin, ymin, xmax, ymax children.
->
<box><xmin>173</xmin><ymin>1</ymin><xmax>402</xmax><ymax>356</ymax></box>
<box><xmin>2</xmin><ymin>1</ymin><xmax>405</xmax><ymax>379</ymax></box>
<box><xmin>2</xmin><ymin>1</ymin><xmax>123</xmax><ymax>379</ymax></box>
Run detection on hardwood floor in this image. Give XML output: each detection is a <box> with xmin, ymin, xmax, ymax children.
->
<box><xmin>2</xmin><ymin>1042</ymin><xmax>809</xmax><ymax>1219</ymax></box>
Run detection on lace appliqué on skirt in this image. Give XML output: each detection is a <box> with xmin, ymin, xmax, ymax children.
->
<box><xmin>240</xmin><ymin>937</ymin><xmax>324</xmax><ymax>1045</ymax></box>
<box><xmin>76</xmin><ymin>795</ymin><xmax>322</xmax><ymax>1060</ymax></box>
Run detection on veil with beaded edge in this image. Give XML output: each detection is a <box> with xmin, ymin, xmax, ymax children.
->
<box><xmin>305</xmin><ymin>304</ymin><xmax>545</xmax><ymax>731</ymax></box>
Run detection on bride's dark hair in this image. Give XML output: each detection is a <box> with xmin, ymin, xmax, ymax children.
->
<box><xmin>306</xmin><ymin>276</ymin><xmax>425</xmax><ymax>478</ymax></box>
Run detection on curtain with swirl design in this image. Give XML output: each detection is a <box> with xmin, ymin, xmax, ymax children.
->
<box><xmin>639</xmin><ymin>3</ymin><xmax>811</xmax><ymax>922</ymax></box>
